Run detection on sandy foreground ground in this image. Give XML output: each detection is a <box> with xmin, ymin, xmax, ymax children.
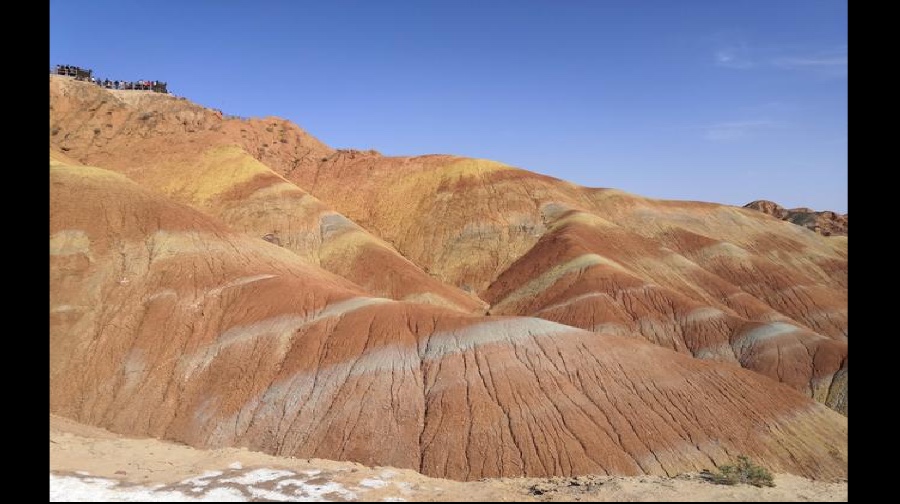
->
<box><xmin>50</xmin><ymin>415</ymin><xmax>846</xmax><ymax>502</ymax></box>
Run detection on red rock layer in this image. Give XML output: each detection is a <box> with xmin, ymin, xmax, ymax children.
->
<box><xmin>49</xmin><ymin>76</ymin><xmax>483</xmax><ymax>314</ymax></box>
<box><xmin>745</xmin><ymin>200</ymin><xmax>847</xmax><ymax>237</ymax></box>
<box><xmin>51</xmin><ymin>162</ymin><xmax>847</xmax><ymax>481</ymax></box>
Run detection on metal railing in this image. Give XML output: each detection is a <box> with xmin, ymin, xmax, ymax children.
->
<box><xmin>51</xmin><ymin>65</ymin><xmax>92</xmax><ymax>80</ymax></box>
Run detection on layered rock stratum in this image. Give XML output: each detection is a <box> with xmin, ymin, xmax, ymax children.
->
<box><xmin>50</xmin><ymin>75</ymin><xmax>848</xmax><ymax>482</ymax></box>
<box><xmin>744</xmin><ymin>200</ymin><xmax>848</xmax><ymax>237</ymax></box>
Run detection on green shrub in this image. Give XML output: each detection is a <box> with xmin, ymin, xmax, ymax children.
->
<box><xmin>708</xmin><ymin>456</ymin><xmax>774</xmax><ymax>487</ymax></box>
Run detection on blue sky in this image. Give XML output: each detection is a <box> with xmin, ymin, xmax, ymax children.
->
<box><xmin>50</xmin><ymin>0</ymin><xmax>848</xmax><ymax>212</ymax></box>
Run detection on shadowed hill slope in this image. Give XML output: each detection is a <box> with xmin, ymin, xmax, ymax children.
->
<box><xmin>51</xmin><ymin>161</ymin><xmax>847</xmax><ymax>481</ymax></box>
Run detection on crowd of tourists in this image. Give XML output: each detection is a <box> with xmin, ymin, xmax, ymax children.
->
<box><xmin>53</xmin><ymin>65</ymin><xmax>169</xmax><ymax>94</ymax></box>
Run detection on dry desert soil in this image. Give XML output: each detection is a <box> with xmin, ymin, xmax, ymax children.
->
<box><xmin>50</xmin><ymin>415</ymin><xmax>847</xmax><ymax>502</ymax></box>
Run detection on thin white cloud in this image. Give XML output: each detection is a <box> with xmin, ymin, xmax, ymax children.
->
<box><xmin>772</xmin><ymin>55</ymin><xmax>848</xmax><ymax>68</ymax></box>
<box><xmin>714</xmin><ymin>47</ymin><xmax>753</xmax><ymax>69</ymax></box>
<box><xmin>714</xmin><ymin>45</ymin><xmax>847</xmax><ymax>76</ymax></box>
<box><xmin>702</xmin><ymin>120</ymin><xmax>780</xmax><ymax>142</ymax></box>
